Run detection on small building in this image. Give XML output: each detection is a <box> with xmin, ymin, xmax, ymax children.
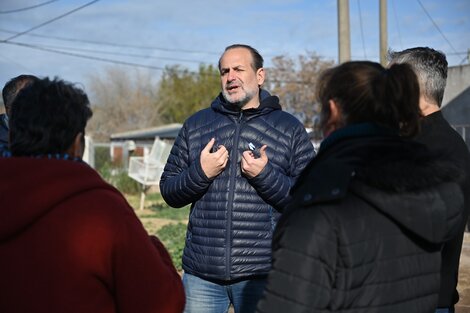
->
<box><xmin>109</xmin><ymin>123</ymin><xmax>182</xmax><ymax>167</ymax></box>
<box><xmin>442</xmin><ymin>64</ymin><xmax>470</xmax><ymax>150</ymax></box>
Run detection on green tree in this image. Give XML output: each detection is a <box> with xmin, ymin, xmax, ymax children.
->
<box><xmin>158</xmin><ymin>64</ymin><xmax>220</xmax><ymax>123</ymax></box>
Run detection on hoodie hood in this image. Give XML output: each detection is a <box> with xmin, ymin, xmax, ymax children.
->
<box><xmin>350</xmin><ymin>180</ymin><xmax>462</xmax><ymax>244</ymax></box>
<box><xmin>0</xmin><ymin>156</ymin><xmax>117</xmax><ymax>241</ymax></box>
<box><xmin>291</xmin><ymin>123</ymin><xmax>464</xmax><ymax>245</ymax></box>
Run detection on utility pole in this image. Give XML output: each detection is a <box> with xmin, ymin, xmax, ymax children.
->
<box><xmin>338</xmin><ymin>0</ymin><xmax>351</xmax><ymax>64</ymax></box>
<box><xmin>379</xmin><ymin>0</ymin><xmax>388</xmax><ymax>65</ymax></box>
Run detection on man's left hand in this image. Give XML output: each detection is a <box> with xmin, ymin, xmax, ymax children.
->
<box><xmin>241</xmin><ymin>145</ymin><xmax>268</xmax><ymax>178</ymax></box>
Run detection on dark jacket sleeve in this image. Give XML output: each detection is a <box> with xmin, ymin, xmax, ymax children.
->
<box><xmin>159</xmin><ymin>124</ymin><xmax>213</xmax><ymax>208</ymax></box>
<box><xmin>256</xmin><ymin>206</ymin><xmax>335</xmax><ymax>313</ymax></box>
<box><xmin>248</xmin><ymin>123</ymin><xmax>315</xmax><ymax>211</ymax></box>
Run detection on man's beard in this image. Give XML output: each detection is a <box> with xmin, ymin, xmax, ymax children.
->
<box><xmin>222</xmin><ymin>88</ymin><xmax>257</xmax><ymax>109</ymax></box>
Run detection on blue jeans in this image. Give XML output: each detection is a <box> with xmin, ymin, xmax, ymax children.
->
<box><xmin>182</xmin><ymin>272</ymin><xmax>267</xmax><ymax>313</ymax></box>
<box><xmin>435</xmin><ymin>309</ymin><xmax>454</xmax><ymax>313</ymax></box>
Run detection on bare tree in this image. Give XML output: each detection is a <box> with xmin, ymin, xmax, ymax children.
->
<box><xmin>86</xmin><ymin>67</ymin><xmax>163</xmax><ymax>141</ymax></box>
<box><xmin>265</xmin><ymin>52</ymin><xmax>334</xmax><ymax>136</ymax></box>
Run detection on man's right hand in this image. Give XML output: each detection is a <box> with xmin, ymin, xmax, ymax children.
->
<box><xmin>200</xmin><ymin>138</ymin><xmax>229</xmax><ymax>179</ymax></box>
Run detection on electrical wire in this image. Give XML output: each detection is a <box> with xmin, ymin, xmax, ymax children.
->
<box><xmin>2</xmin><ymin>0</ymin><xmax>100</xmax><ymax>42</ymax></box>
<box><xmin>417</xmin><ymin>0</ymin><xmax>459</xmax><ymax>55</ymax></box>
<box><xmin>0</xmin><ymin>52</ymin><xmax>34</xmax><ymax>72</ymax></box>
<box><xmin>357</xmin><ymin>0</ymin><xmax>367</xmax><ymax>59</ymax></box>
<box><xmin>2</xmin><ymin>40</ymin><xmax>168</xmax><ymax>71</ymax></box>
<box><xmin>1</xmin><ymin>40</ymin><xmax>311</xmax><ymax>84</ymax></box>
<box><xmin>21</xmin><ymin>42</ymin><xmax>211</xmax><ymax>64</ymax></box>
<box><xmin>0</xmin><ymin>0</ymin><xmax>59</xmax><ymax>14</ymax></box>
<box><xmin>0</xmin><ymin>27</ymin><xmax>220</xmax><ymax>56</ymax></box>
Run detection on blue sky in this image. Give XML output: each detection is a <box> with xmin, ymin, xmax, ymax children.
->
<box><xmin>0</xmin><ymin>0</ymin><xmax>469</xmax><ymax>101</ymax></box>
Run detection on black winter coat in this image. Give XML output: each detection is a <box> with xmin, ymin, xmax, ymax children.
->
<box><xmin>257</xmin><ymin>123</ymin><xmax>464</xmax><ymax>313</ymax></box>
<box><xmin>160</xmin><ymin>90</ymin><xmax>315</xmax><ymax>281</ymax></box>
<box><xmin>416</xmin><ymin>111</ymin><xmax>470</xmax><ymax>308</ymax></box>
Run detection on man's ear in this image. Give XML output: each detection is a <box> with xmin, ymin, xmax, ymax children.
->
<box><xmin>67</xmin><ymin>132</ymin><xmax>85</xmax><ymax>158</ymax></box>
<box><xmin>322</xmin><ymin>99</ymin><xmax>341</xmax><ymax>137</ymax></box>
<box><xmin>256</xmin><ymin>67</ymin><xmax>265</xmax><ymax>86</ymax></box>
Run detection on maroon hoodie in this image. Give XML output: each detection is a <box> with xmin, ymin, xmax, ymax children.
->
<box><xmin>0</xmin><ymin>156</ymin><xmax>185</xmax><ymax>313</ymax></box>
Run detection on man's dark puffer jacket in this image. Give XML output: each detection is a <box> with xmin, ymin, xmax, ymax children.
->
<box><xmin>160</xmin><ymin>90</ymin><xmax>315</xmax><ymax>281</ymax></box>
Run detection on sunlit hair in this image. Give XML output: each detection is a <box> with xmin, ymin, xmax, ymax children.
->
<box><xmin>218</xmin><ymin>44</ymin><xmax>264</xmax><ymax>72</ymax></box>
<box><xmin>388</xmin><ymin>47</ymin><xmax>447</xmax><ymax>107</ymax></box>
<box><xmin>2</xmin><ymin>74</ymin><xmax>39</xmax><ymax>115</ymax></box>
<box><xmin>316</xmin><ymin>61</ymin><xmax>422</xmax><ymax>137</ymax></box>
<box><xmin>10</xmin><ymin>77</ymin><xmax>92</xmax><ymax>156</ymax></box>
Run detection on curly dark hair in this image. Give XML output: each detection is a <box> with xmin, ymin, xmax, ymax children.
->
<box><xmin>9</xmin><ymin>77</ymin><xmax>93</xmax><ymax>156</ymax></box>
<box><xmin>2</xmin><ymin>74</ymin><xmax>39</xmax><ymax>116</ymax></box>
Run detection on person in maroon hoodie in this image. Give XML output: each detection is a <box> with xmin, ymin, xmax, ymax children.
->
<box><xmin>0</xmin><ymin>77</ymin><xmax>185</xmax><ymax>313</ymax></box>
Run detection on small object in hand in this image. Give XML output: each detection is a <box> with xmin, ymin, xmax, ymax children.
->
<box><xmin>248</xmin><ymin>142</ymin><xmax>260</xmax><ymax>158</ymax></box>
<box><xmin>211</xmin><ymin>142</ymin><xmax>219</xmax><ymax>153</ymax></box>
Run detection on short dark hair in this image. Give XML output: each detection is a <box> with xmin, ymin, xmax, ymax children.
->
<box><xmin>218</xmin><ymin>44</ymin><xmax>264</xmax><ymax>72</ymax></box>
<box><xmin>316</xmin><ymin>61</ymin><xmax>422</xmax><ymax>137</ymax></box>
<box><xmin>2</xmin><ymin>75</ymin><xmax>39</xmax><ymax>115</ymax></box>
<box><xmin>388</xmin><ymin>47</ymin><xmax>448</xmax><ymax>107</ymax></box>
<box><xmin>9</xmin><ymin>77</ymin><xmax>93</xmax><ymax>156</ymax></box>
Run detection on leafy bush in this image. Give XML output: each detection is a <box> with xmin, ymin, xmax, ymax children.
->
<box><xmin>94</xmin><ymin>146</ymin><xmax>112</xmax><ymax>171</ymax></box>
<box><xmin>97</xmin><ymin>162</ymin><xmax>141</xmax><ymax>195</ymax></box>
<box><xmin>157</xmin><ymin>223</ymin><xmax>186</xmax><ymax>271</ymax></box>
<box><xmin>148</xmin><ymin>196</ymin><xmax>190</xmax><ymax>220</ymax></box>
<box><xmin>114</xmin><ymin>170</ymin><xmax>141</xmax><ymax>194</ymax></box>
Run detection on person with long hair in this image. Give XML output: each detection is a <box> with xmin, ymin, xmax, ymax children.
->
<box><xmin>256</xmin><ymin>61</ymin><xmax>463</xmax><ymax>313</ymax></box>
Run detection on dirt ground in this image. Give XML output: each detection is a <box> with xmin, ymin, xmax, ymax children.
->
<box><xmin>456</xmin><ymin>233</ymin><xmax>470</xmax><ymax>312</ymax></box>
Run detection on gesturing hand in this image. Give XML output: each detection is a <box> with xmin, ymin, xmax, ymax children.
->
<box><xmin>241</xmin><ymin>145</ymin><xmax>268</xmax><ymax>178</ymax></box>
<box><xmin>200</xmin><ymin>138</ymin><xmax>229</xmax><ymax>179</ymax></box>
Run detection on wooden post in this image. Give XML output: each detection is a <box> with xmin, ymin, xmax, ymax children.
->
<box><xmin>338</xmin><ymin>0</ymin><xmax>351</xmax><ymax>64</ymax></box>
<box><xmin>380</xmin><ymin>0</ymin><xmax>388</xmax><ymax>66</ymax></box>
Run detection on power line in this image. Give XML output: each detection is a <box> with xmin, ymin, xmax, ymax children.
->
<box><xmin>0</xmin><ymin>52</ymin><xmax>34</xmax><ymax>72</ymax></box>
<box><xmin>2</xmin><ymin>40</ymin><xmax>168</xmax><ymax>71</ymax></box>
<box><xmin>1</xmin><ymin>41</ymin><xmax>311</xmax><ymax>85</ymax></box>
<box><xmin>0</xmin><ymin>27</ymin><xmax>221</xmax><ymax>56</ymax></box>
<box><xmin>416</xmin><ymin>0</ymin><xmax>459</xmax><ymax>55</ymax></box>
<box><xmin>21</xmin><ymin>42</ymin><xmax>212</xmax><ymax>64</ymax></box>
<box><xmin>357</xmin><ymin>0</ymin><xmax>367</xmax><ymax>59</ymax></box>
<box><xmin>2</xmin><ymin>0</ymin><xmax>100</xmax><ymax>42</ymax></box>
<box><xmin>0</xmin><ymin>0</ymin><xmax>59</xmax><ymax>14</ymax></box>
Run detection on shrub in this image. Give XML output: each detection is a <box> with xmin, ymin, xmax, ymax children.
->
<box><xmin>148</xmin><ymin>194</ymin><xmax>190</xmax><ymax>220</ymax></box>
<box><xmin>97</xmin><ymin>162</ymin><xmax>141</xmax><ymax>195</ymax></box>
<box><xmin>114</xmin><ymin>170</ymin><xmax>141</xmax><ymax>194</ymax></box>
<box><xmin>157</xmin><ymin>223</ymin><xmax>186</xmax><ymax>271</ymax></box>
<box><xmin>94</xmin><ymin>146</ymin><xmax>111</xmax><ymax>171</ymax></box>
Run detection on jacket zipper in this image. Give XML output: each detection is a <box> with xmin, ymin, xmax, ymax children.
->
<box><xmin>225</xmin><ymin>110</ymin><xmax>243</xmax><ymax>280</ymax></box>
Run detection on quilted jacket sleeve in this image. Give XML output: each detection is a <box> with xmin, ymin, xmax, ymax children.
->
<box><xmin>159</xmin><ymin>125</ymin><xmax>213</xmax><ymax>208</ymax></box>
<box><xmin>256</xmin><ymin>206</ymin><xmax>336</xmax><ymax>313</ymax></box>
<box><xmin>248</xmin><ymin>123</ymin><xmax>314</xmax><ymax>211</ymax></box>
